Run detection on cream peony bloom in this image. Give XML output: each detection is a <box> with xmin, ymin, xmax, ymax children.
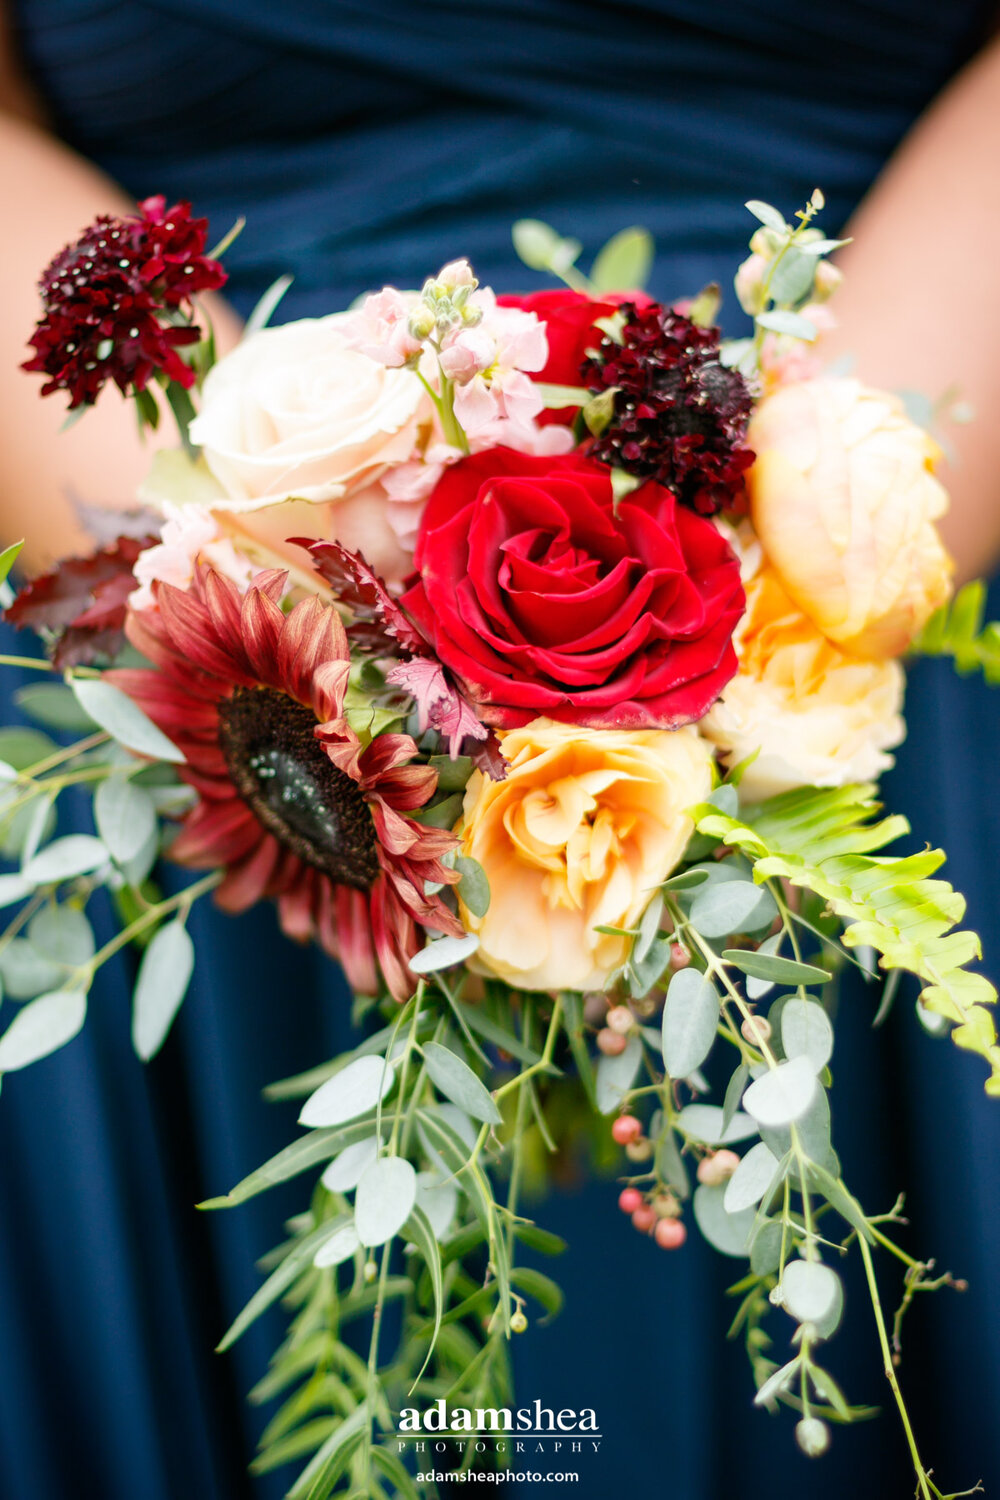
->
<box><xmin>187</xmin><ymin>313</ymin><xmax>428</xmax><ymax>510</ymax></box>
<box><xmin>457</xmin><ymin>719</ymin><xmax>713</xmax><ymax>992</ymax></box>
<box><xmin>748</xmin><ymin>377</ymin><xmax>952</xmax><ymax>658</ymax></box>
<box><xmin>700</xmin><ymin>563</ymin><xmax>905</xmax><ymax>800</ymax></box>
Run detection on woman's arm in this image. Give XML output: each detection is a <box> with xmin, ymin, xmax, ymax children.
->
<box><xmin>0</xmin><ymin>13</ymin><xmax>240</xmax><ymax>573</ymax></box>
<box><xmin>825</xmin><ymin>32</ymin><xmax>1000</xmax><ymax>583</ymax></box>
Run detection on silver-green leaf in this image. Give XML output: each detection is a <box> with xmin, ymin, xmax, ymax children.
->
<box><xmin>422</xmin><ymin>1040</ymin><xmax>501</xmax><ymax>1125</ymax></box>
<box><xmin>0</xmin><ymin>988</ymin><xmax>86</xmax><ymax>1071</ymax></box>
<box><xmin>71</xmin><ymin>679</ymin><xmax>184</xmax><ymax>763</ymax></box>
<box><xmin>661</xmin><ymin>968</ymin><xmax>719</xmax><ymax>1078</ymax></box>
<box><xmin>355</xmin><ymin>1156</ymin><xmax>417</xmax><ymax>1247</ymax></box>
<box><xmin>131</xmin><ymin>920</ymin><xmax>195</xmax><ymax>1060</ymax></box>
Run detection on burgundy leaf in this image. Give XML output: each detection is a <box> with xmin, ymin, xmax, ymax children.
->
<box><xmin>292</xmin><ymin>538</ymin><xmax>428</xmax><ymax>656</ymax></box>
<box><xmin>466</xmin><ymin>728</ymin><xmax>508</xmax><ymax>781</ymax></box>
<box><xmin>5</xmin><ymin>534</ymin><xmax>154</xmax><ymax>667</ymax></box>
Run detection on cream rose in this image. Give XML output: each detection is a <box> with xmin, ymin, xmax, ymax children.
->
<box><xmin>187</xmin><ymin>314</ymin><xmax>428</xmax><ymax>510</ymax></box>
<box><xmin>700</xmin><ymin>564</ymin><xmax>905</xmax><ymax>800</ymax></box>
<box><xmin>748</xmin><ymin>377</ymin><xmax>952</xmax><ymax>658</ymax></box>
<box><xmin>457</xmin><ymin>719</ymin><xmax>713</xmax><ymax>992</ymax></box>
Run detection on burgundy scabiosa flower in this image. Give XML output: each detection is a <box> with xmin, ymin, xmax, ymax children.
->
<box><xmin>23</xmin><ymin>196</ymin><xmax>226</xmax><ymax>409</ymax></box>
<box><xmin>583</xmin><ymin>302</ymin><xmax>754</xmax><ymax>516</ymax></box>
<box><xmin>111</xmin><ymin>569</ymin><xmax>462</xmax><ymax>1000</ymax></box>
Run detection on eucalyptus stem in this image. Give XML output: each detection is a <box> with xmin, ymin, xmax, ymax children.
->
<box><xmin>0</xmin><ymin>655</ymin><xmax>55</xmax><ymax>673</ymax></box>
<box><xmin>21</xmin><ymin>731</ymin><xmax>110</xmax><ymax>779</ymax></box>
<box><xmin>72</xmin><ymin>869</ymin><xmax>222</xmax><ymax>982</ymax></box>
<box><xmin>858</xmin><ymin>1235</ymin><xmax>939</xmax><ymax>1500</ymax></box>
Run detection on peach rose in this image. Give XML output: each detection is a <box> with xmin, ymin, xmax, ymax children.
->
<box><xmin>700</xmin><ymin>564</ymin><xmax>905</xmax><ymax>800</ymax></box>
<box><xmin>457</xmin><ymin>719</ymin><xmax>713</xmax><ymax>992</ymax></box>
<box><xmin>748</xmin><ymin>377</ymin><xmax>952</xmax><ymax>658</ymax></box>
<box><xmin>187</xmin><ymin>313</ymin><xmax>428</xmax><ymax>509</ymax></box>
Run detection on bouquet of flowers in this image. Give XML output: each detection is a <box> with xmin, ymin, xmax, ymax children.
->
<box><xmin>2</xmin><ymin>186</ymin><xmax>998</xmax><ymax>1497</ymax></box>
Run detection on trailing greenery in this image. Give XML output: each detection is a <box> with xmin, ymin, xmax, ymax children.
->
<box><xmin>695</xmin><ymin>785</ymin><xmax>1000</xmax><ymax>1096</ymax></box>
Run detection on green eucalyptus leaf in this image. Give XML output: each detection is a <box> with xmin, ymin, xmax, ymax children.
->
<box><xmin>595</xmin><ymin>1032</ymin><xmax>642</xmax><ymax>1114</ymax></box>
<box><xmin>676</xmin><ymin>1102</ymin><xmax>757</xmax><ymax>1146</ymax></box>
<box><xmin>27</xmin><ymin>904</ymin><xmax>95</xmax><ymax>967</ymax></box>
<box><xmin>767</xmin><ymin>247</ymin><xmax>816</xmax><ymax>305</ymax></box>
<box><xmin>355</xmin><ymin>1156</ymin><xmax>417</xmax><ymax>1247</ymax></box>
<box><xmin>723</xmin><ymin>950</ymin><xmax>830</xmax><ymax>986</ymax></box>
<box><xmin>745</xmin><ymin>200</ymin><xmax>787</xmax><ymax>232</ymax></box>
<box><xmin>13</xmin><ymin>683</ymin><xmax>97</xmax><ymax>732</ymax></box>
<box><xmin>454</xmin><ymin>856</ymin><xmax>490</xmax><ymax>919</ymax></box>
<box><xmin>780</xmin><ymin>1258</ymin><xmax>841</xmax><ymax>1327</ymax></box>
<box><xmin>781</xmin><ymin>998</ymin><xmax>835</xmax><ymax>1073</ymax></box>
<box><xmin>70</xmin><ymin>679</ymin><xmax>184</xmax><ymax>763</ymax></box>
<box><xmin>95</xmin><ymin>776</ymin><xmax>158</xmax><ymax>865</ymax></box>
<box><xmin>0</xmin><ymin>988</ymin><xmax>86</xmax><ymax>1070</ymax></box>
<box><xmin>591</xmin><ymin>226</ymin><xmax>654</xmax><ymax>293</ymax></box>
<box><xmin>321</xmin><ymin>1136</ymin><xmax>381</xmax><ymax>1193</ymax></box>
<box><xmin>755</xmin><ymin>309</ymin><xmax>817</xmax><ymax>341</ymax></box>
<box><xmin>661</xmin><ymin>968</ymin><xmax>719</xmax><ymax>1078</ymax></box>
<box><xmin>299</xmin><ymin>1055</ymin><xmax>396</xmax><ymax>1128</ymax></box>
<box><xmin>131</xmin><ymin>919</ymin><xmax>195</xmax><ymax>1060</ymax></box>
<box><xmin>693</xmin><ymin>1182</ymin><xmax>756</xmax><ymax>1257</ymax></box>
<box><xmin>422</xmin><ymin>1040</ymin><xmax>501</xmax><ymax>1125</ymax></box>
<box><xmin>22</xmin><ymin>833</ymin><xmax>108</xmax><ymax>886</ymax></box>
<box><xmin>0</xmin><ymin>938</ymin><xmax>64</xmax><ymax>999</ymax></box>
<box><xmin>312</xmin><ymin>1222</ymin><xmax>360</xmax><ymax>1268</ymax></box>
<box><xmin>409</xmin><ymin>933</ymin><xmax>480</xmax><ymax>975</ymax></box>
<box><xmin>689</xmin><ymin>877</ymin><xmax>776</xmax><ymax>938</ymax></box>
<box><xmin>723</xmin><ymin>1142</ymin><xmax>783</xmax><ymax>1214</ymax></box>
<box><xmin>742</xmin><ymin>1057</ymin><xmax>818</xmax><ymax>1128</ymax></box>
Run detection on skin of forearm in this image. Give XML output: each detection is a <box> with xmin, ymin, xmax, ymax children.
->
<box><xmin>824</xmin><ymin>31</ymin><xmax>1000</xmax><ymax>583</ymax></box>
<box><xmin>0</xmin><ymin>111</ymin><xmax>240</xmax><ymax>573</ymax></box>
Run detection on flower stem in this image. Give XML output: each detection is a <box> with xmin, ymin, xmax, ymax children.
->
<box><xmin>73</xmin><ymin>869</ymin><xmax>222</xmax><ymax>982</ymax></box>
<box><xmin>858</xmin><ymin>1234</ymin><xmax>940</xmax><ymax>1500</ymax></box>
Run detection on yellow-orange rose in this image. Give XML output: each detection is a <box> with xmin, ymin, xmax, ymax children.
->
<box><xmin>457</xmin><ymin>719</ymin><xmax>713</xmax><ymax>992</ymax></box>
<box><xmin>748</xmin><ymin>377</ymin><xmax>952</xmax><ymax>658</ymax></box>
<box><xmin>700</xmin><ymin>564</ymin><xmax>905</xmax><ymax>800</ymax></box>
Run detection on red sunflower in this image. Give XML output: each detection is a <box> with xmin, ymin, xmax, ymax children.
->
<box><xmin>111</xmin><ymin>566</ymin><xmax>463</xmax><ymax>999</ymax></box>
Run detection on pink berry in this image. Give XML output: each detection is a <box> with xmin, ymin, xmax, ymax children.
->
<box><xmin>654</xmin><ymin>1218</ymin><xmax>687</xmax><ymax>1250</ymax></box>
<box><xmin>618</xmin><ymin>1187</ymin><xmax>642</xmax><ymax>1215</ymax></box>
<box><xmin>631</xmin><ymin>1205</ymin><xmax>656</xmax><ymax>1234</ymax></box>
<box><xmin>597</xmin><ymin>1027</ymin><xmax>627</xmax><ymax>1057</ymax></box>
<box><xmin>669</xmin><ymin>942</ymin><xmax>691</xmax><ymax>971</ymax></box>
<box><xmin>612</xmin><ymin>1114</ymin><xmax>642</xmax><ymax>1146</ymax></box>
<box><xmin>697</xmin><ymin>1149</ymin><xmax>741</xmax><ymax>1187</ymax></box>
<box><xmin>606</xmin><ymin>1005</ymin><xmax>634</xmax><ymax>1035</ymax></box>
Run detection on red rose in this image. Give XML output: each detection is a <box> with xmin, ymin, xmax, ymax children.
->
<box><xmin>400</xmin><ymin>449</ymin><xmax>745</xmax><ymax>730</ymax></box>
<box><xmin>497</xmin><ymin>288</ymin><xmax>620</xmax><ymax>425</ymax></box>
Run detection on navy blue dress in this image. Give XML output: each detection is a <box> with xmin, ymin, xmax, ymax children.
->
<box><xmin>4</xmin><ymin>3</ymin><xmax>1000</xmax><ymax>1496</ymax></box>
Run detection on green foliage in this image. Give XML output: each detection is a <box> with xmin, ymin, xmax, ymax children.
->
<box><xmin>912</xmin><ymin>579</ymin><xmax>1000</xmax><ymax>684</ymax></box>
<box><xmin>694</xmin><ymin>784</ymin><xmax>1000</xmax><ymax>1095</ymax></box>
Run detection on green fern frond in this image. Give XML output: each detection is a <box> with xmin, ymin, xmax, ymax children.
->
<box><xmin>912</xmin><ymin>580</ymin><xmax>1000</xmax><ymax>683</ymax></box>
<box><xmin>695</xmin><ymin>784</ymin><xmax>1000</xmax><ymax>1096</ymax></box>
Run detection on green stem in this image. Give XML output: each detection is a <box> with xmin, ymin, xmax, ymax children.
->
<box><xmin>72</xmin><ymin>870</ymin><xmax>221</xmax><ymax>983</ymax></box>
<box><xmin>858</xmin><ymin>1235</ymin><xmax>938</xmax><ymax>1500</ymax></box>
<box><xmin>163</xmin><ymin>381</ymin><xmax>199</xmax><ymax>455</ymax></box>
<box><xmin>0</xmin><ymin>655</ymin><xmax>55</xmax><ymax>673</ymax></box>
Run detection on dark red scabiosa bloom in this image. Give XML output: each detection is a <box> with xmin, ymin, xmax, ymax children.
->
<box><xmin>583</xmin><ymin>302</ymin><xmax>754</xmax><ymax>516</ymax></box>
<box><xmin>23</xmin><ymin>196</ymin><xmax>226</xmax><ymax>410</ymax></box>
<box><xmin>110</xmin><ymin>568</ymin><xmax>462</xmax><ymax>1000</ymax></box>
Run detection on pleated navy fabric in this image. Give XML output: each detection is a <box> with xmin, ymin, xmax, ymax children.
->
<box><xmin>4</xmin><ymin>2</ymin><xmax>999</xmax><ymax>1495</ymax></box>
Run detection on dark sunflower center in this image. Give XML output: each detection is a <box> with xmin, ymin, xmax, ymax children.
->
<box><xmin>217</xmin><ymin>686</ymin><xmax>378</xmax><ymax>890</ymax></box>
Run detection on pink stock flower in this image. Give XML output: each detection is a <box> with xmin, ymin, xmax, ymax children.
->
<box><xmin>343</xmin><ymin>287</ymin><xmax>424</xmax><ymax>368</ymax></box>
